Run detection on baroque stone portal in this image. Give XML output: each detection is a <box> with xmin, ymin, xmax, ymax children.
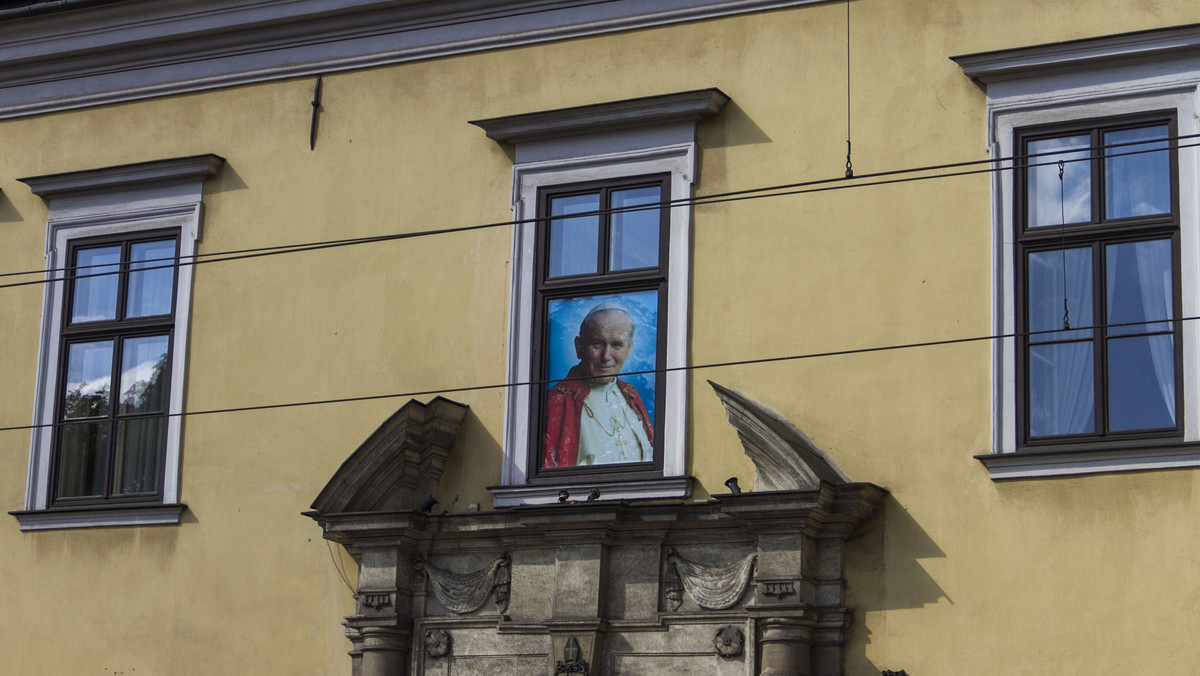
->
<box><xmin>307</xmin><ymin>390</ymin><xmax>883</xmax><ymax>676</ymax></box>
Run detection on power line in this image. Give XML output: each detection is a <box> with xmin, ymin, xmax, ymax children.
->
<box><xmin>1</xmin><ymin>133</ymin><xmax>1195</xmax><ymax>290</ymax></box>
<box><xmin>0</xmin><ymin>315</ymin><xmax>1190</xmax><ymax>434</ymax></box>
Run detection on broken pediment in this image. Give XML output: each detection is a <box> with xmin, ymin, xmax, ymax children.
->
<box><xmin>310</xmin><ymin>397</ymin><xmax>467</xmax><ymax>514</ymax></box>
<box><xmin>708</xmin><ymin>381</ymin><xmax>851</xmax><ymax>491</ymax></box>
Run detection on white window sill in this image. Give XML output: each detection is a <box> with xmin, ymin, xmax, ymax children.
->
<box><xmin>977</xmin><ymin>444</ymin><xmax>1200</xmax><ymax>480</ymax></box>
<box><xmin>11</xmin><ymin>503</ymin><xmax>186</xmax><ymax>531</ymax></box>
<box><xmin>490</xmin><ymin>477</ymin><xmax>691</xmax><ymax>507</ymax></box>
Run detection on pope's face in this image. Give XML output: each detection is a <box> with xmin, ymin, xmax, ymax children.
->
<box><xmin>575</xmin><ymin>310</ymin><xmax>634</xmax><ymax>384</ymax></box>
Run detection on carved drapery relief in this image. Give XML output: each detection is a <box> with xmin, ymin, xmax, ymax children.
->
<box><xmin>664</xmin><ymin>562</ymin><xmax>684</xmax><ymax>611</ymax></box>
<box><xmin>666</xmin><ymin>549</ymin><xmax>756</xmax><ymax>610</ymax></box>
<box><xmin>415</xmin><ymin>554</ymin><xmax>511</xmax><ymax>615</ymax></box>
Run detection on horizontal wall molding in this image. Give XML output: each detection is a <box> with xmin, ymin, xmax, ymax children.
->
<box><xmin>977</xmin><ymin>444</ymin><xmax>1200</xmax><ymax>480</ymax></box>
<box><xmin>11</xmin><ymin>504</ymin><xmax>187</xmax><ymax>531</ymax></box>
<box><xmin>471</xmin><ymin>88</ymin><xmax>729</xmax><ymax>144</ymax></box>
<box><xmin>953</xmin><ymin>22</ymin><xmax>1200</xmax><ymax>84</ymax></box>
<box><xmin>19</xmin><ymin>154</ymin><xmax>225</xmax><ymax>198</ymax></box>
<box><xmin>0</xmin><ymin>0</ymin><xmax>823</xmax><ymax>120</ymax></box>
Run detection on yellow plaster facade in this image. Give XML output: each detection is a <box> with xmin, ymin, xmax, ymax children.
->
<box><xmin>2</xmin><ymin>0</ymin><xmax>1200</xmax><ymax>674</ymax></box>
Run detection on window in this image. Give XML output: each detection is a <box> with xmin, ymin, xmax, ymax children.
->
<box><xmin>54</xmin><ymin>232</ymin><xmax>179</xmax><ymax>502</ymax></box>
<box><xmin>14</xmin><ymin>154</ymin><xmax>223</xmax><ymax>529</ymax></box>
<box><xmin>535</xmin><ymin>176</ymin><xmax>669</xmax><ymax>474</ymax></box>
<box><xmin>470</xmin><ymin>89</ymin><xmax>728</xmax><ymax>505</ymax></box>
<box><xmin>1016</xmin><ymin>115</ymin><xmax>1180</xmax><ymax>447</ymax></box>
<box><xmin>954</xmin><ymin>25</ymin><xmax>1200</xmax><ymax>479</ymax></box>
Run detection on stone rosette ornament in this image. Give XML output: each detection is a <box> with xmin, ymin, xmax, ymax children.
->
<box><xmin>423</xmin><ymin>628</ymin><xmax>451</xmax><ymax>658</ymax></box>
<box><xmin>714</xmin><ymin>626</ymin><xmax>745</xmax><ymax>658</ymax></box>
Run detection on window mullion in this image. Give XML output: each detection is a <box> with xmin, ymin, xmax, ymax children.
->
<box><xmin>1092</xmin><ymin>129</ymin><xmax>1104</xmax><ymax>224</ymax></box>
<box><xmin>1095</xmin><ymin>240</ymin><xmax>1110</xmax><ymax>436</ymax></box>
<box><xmin>598</xmin><ymin>186</ymin><xmax>612</xmax><ymax>274</ymax></box>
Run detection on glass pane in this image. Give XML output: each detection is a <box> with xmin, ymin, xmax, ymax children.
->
<box><xmin>1105</xmin><ymin>125</ymin><xmax>1170</xmax><ymax>219</ymax></box>
<box><xmin>56</xmin><ymin>421</ymin><xmax>107</xmax><ymax>498</ymax></box>
<box><xmin>542</xmin><ymin>290</ymin><xmax>659</xmax><ymax>468</ymax></box>
<box><xmin>113</xmin><ymin>417</ymin><xmax>164</xmax><ymax>495</ymax></box>
<box><xmin>119</xmin><ymin>335</ymin><xmax>170</xmax><ymax>415</ymax></box>
<box><xmin>1029</xmin><ymin>342</ymin><xmax>1095</xmax><ymax>437</ymax></box>
<box><xmin>1028</xmin><ymin>248</ymin><xmax>1092</xmax><ymax>342</ymax></box>
<box><xmin>70</xmin><ymin>246</ymin><xmax>121</xmax><ymax>323</ymax></box>
<box><xmin>548</xmin><ymin>193</ymin><xmax>600</xmax><ymax>277</ymax></box>
<box><xmin>1106</xmin><ymin>240</ymin><xmax>1173</xmax><ymax>336</ymax></box>
<box><xmin>1108</xmin><ymin>334</ymin><xmax>1176</xmax><ymax>431</ymax></box>
<box><xmin>63</xmin><ymin>340</ymin><xmax>113</xmax><ymax>418</ymax></box>
<box><xmin>126</xmin><ymin>239</ymin><xmax>176</xmax><ymax>318</ymax></box>
<box><xmin>609</xmin><ymin>186</ymin><xmax>661</xmax><ymax>271</ymax></box>
<box><xmin>1027</xmin><ymin>135</ymin><xmax>1092</xmax><ymax>227</ymax></box>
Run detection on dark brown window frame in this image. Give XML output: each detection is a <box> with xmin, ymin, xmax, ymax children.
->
<box><xmin>1014</xmin><ymin>111</ymin><xmax>1182</xmax><ymax>450</ymax></box>
<box><xmin>50</xmin><ymin>228</ymin><xmax>180</xmax><ymax>506</ymax></box>
<box><xmin>529</xmin><ymin>174</ymin><xmax>671</xmax><ymax>483</ymax></box>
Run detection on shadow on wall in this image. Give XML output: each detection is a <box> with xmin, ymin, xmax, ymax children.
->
<box><xmin>842</xmin><ymin>493</ymin><xmax>949</xmax><ymax>673</ymax></box>
<box><xmin>846</xmin><ymin>494</ymin><xmax>949</xmax><ymax>612</ymax></box>
<box><xmin>206</xmin><ymin>160</ymin><xmax>247</xmax><ymax>194</ymax></box>
<box><xmin>699</xmin><ymin>98</ymin><xmax>772</xmax><ymax>149</ymax></box>
<box><xmin>437</xmin><ymin>403</ymin><xmax>503</xmax><ymax>513</ymax></box>
<box><xmin>0</xmin><ymin>190</ymin><xmax>22</xmax><ymax>223</ymax></box>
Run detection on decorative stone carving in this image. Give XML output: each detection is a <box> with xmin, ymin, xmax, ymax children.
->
<box><xmin>663</xmin><ymin>562</ymin><xmax>684</xmax><ymax>611</ymax></box>
<box><xmin>423</xmin><ymin>629</ymin><xmax>451</xmax><ymax>658</ymax></box>
<box><xmin>310</xmin><ymin>397</ymin><xmax>467</xmax><ymax>513</ymax></box>
<box><xmin>415</xmin><ymin>554</ymin><xmax>511</xmax><ymax>615</ymax></box>
<box><xmin>714</xmin><ymin>626</ymin><xmax>745</xmax><ymax>658</ymax></box>
<box><xmin>666</xmin><ymin>549</ymin><xmax>756</xmax><ymax>610</ymax></box>
<box><xmin>310</xmin><ymin>392</ymin><xmax>885</xmax><ymax>676</ymax></box>
<box><xmin>759</xmin><ymin>580</ymin><xmax>797</xmax><ymax>600</ymax></box>
<box><xmin>554</xmin><ymin>636</ymin><xmax>589</xmax><ymax>675</ymax></box>
<box><xmin>361</xmin><ymin>593</ymin><xmax>391</xmax><ymax>610</ymax></box>
<box><xmin>709</xmin><ymin>380</ymin><xmax>852</xmax><ymax>491</ymax></box>
<box><xmin>493</xmin><ymin>555</ymin><xmax>511</xmax><ymax>615</ymax></box>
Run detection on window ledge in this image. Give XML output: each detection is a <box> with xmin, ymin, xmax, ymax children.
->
<box><xmin>976</xmin><ymin>445</ymin><xmax>1200</xmax><ymax>480</ymax></box>
<box><xmin>10</xmin><ymin>503</ymin><xmax>186</xmax><ymax>531</ymax></box>
<box><xmin>490</xmin><ymin>477</ymin><xmax>691</xmax><ymax>507</ymax></box>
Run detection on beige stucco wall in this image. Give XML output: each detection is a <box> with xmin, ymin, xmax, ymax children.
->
<box><xmin>2</xmin><ymin>0</ymin><xmax>1200</xmax><ymax>673</ymax></box>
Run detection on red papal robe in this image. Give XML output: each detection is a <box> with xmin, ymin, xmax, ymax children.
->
<box><xmin>543</xmin><ymin>365</ymin><xmax>654</xmax><ymax>468</ymax></box>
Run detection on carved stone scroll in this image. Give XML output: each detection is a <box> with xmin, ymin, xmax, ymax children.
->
<box><xmin>709</xmin><ymin>381</ymin><xmax>852</xmax><ymax>491</ymax></box>
<box><xmin>415</xmin><ymin>554</ymin><xmax>510</xmax><ymax>615</ymax></box>
<box><xmin>666</xmin><ymin>549</ymin><xmax>756</xmax><ymax>610</ymax></box>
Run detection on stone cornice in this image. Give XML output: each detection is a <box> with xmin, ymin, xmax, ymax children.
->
<box><xmin>469</xmin><ymin>89</ymin><xmax>730</xmax><ymax>144</ymax></box>
<box><xmin>952</xmin><ymin>22</ymin><xmax>1200</xmax><ymax>84</ymax></box>
<box><xmin>19</xmin><ymin>154</ymin><xmax>225</xmax><ymax>198</ymax></box>
<box><xmin>0</xmin><ymin>0</ymin><xmax>819</xmax><ymax>120</ymax></box>
<box><xmin>311</xmin><ymin>482</ymin><xmax>884</xmax><ymax>547</ymax></box>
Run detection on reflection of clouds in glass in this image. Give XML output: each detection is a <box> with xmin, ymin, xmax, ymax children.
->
<box><xmin>66</xmin><ymin>341</ymin><xmax>113</xmax><ymax>394</ymax></box>
<box><xmin>69</xmin><ymin>375</ymin><xmax>111</xmax><ymax>396</ymax></box>
<box><xmin>1029</xmin><ymin>136</ymin><xmax>1091</xmax><ymax>227</ymax></box>
<box><xmin>120</xmin><ymin>358</ymin><xmax>159</xmax><ymax>390</ymax></box>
